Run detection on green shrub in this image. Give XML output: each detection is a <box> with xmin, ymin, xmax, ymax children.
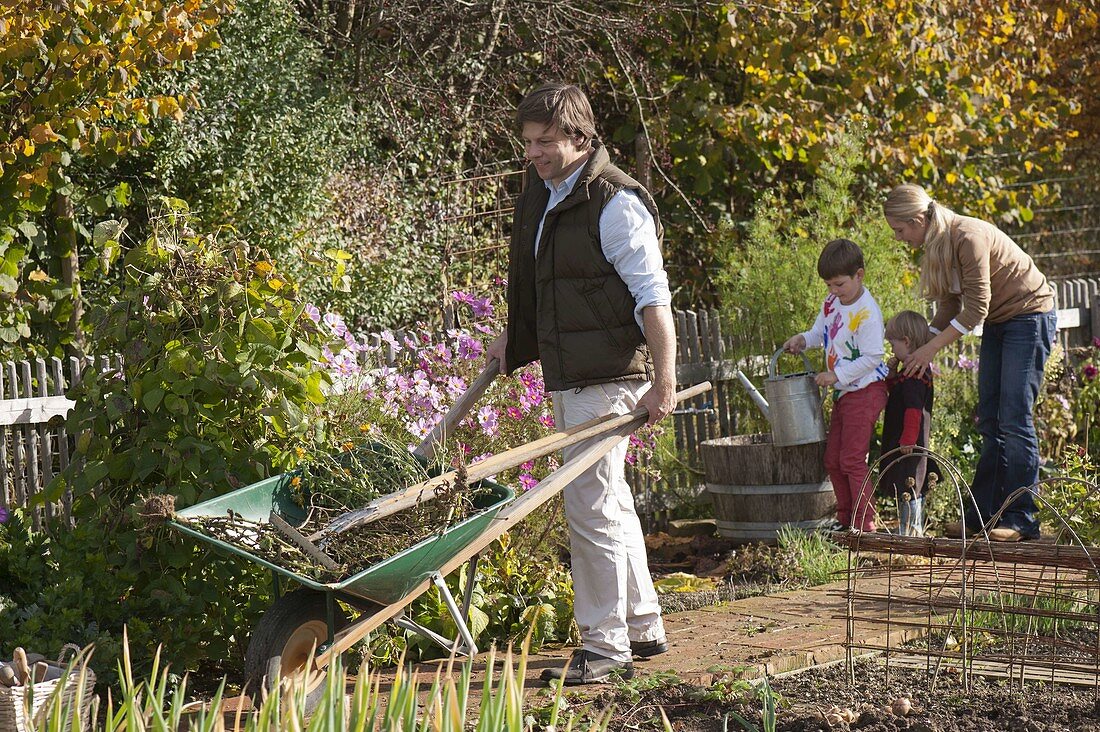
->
<box><xmin>150</xmin><ymin>0</ymin><xmax>351</xmax><ymax>242</ymax></box>
<box><xmin>0</xmin><ymin>201</ymin><xmax>335</xmax><ymax>681</ymax></box>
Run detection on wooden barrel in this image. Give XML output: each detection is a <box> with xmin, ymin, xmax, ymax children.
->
<box><xmin>701</xmin><ymin>433</ymin><xmax>835</xmax><ymax>543</ymax></box>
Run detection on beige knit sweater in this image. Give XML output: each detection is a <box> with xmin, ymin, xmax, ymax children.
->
<box><xmin>930</xmin><ymin>215</ymin><xmax>1055</xmax><ymax>333</ymax></box>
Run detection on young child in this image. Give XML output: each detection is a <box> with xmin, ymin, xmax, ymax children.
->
<box><xmin>782</xmin><ymin>238</ymin><xmax>889</xmax><ymax>532</ymax></box>
<box><xmin>881</xmin><ymin>310</ymin><xmax>935</xmax><ymax>536</ymax></box>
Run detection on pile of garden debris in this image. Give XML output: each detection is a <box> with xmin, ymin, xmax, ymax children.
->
<box><xmin>171</xmin><ymin>440</ymin><xmax>492</xmax><ymax>581</ymax></box>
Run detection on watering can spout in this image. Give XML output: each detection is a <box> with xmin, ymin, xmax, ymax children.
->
<box><xmin>735</xmin><ymin>369</ymin><xmax>770</xmax><ymax>419</ymax></box>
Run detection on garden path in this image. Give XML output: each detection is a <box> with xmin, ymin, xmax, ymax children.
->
<box><xmin>376</xmin><ymin>573</ymin><xmax>927</xmax><ymax>693</ymax></box>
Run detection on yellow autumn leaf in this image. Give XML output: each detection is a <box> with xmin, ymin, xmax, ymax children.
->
<box><xmin>837</xmin><ymin>35</ymin><xmax>851</xmax><ymax>50</ymax></box>
<box><xmin>946</xmin><ymin>172</ymin><xmax>958</xmax><ymax>184</ymax></box>
<box><xmin>28</xmin><ymin>269</ymin><xmax>50</xmax><ymax>282</ymax></box>
<box><xmin>925</xmin><ymin>111</ymin><xmax>937</xmax><ymax>123</ymax></box>
<box><xmin>268</xmin><ymin>278</ymin><xmax>283</xmax><ymax>290</ymax></box>
<box><xmin>1024</xmin><ymin>160</ymin><xmax>1033</xmax><ymax>173</ymax></box>
<box><xmin>254</xmin><ymin>261</ymin><xmax>274</xmax><ymax>275</ymax></box>
<box><xmin>21</xmin><ymin>139</ymin><xmax>35</xmax><ymax>156</ymax></box>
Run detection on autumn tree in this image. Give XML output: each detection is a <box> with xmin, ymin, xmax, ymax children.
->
<box><xmin>0</xmin><ymin>0</ymin><xmax>230</xmax><ymax>353</ymax></box>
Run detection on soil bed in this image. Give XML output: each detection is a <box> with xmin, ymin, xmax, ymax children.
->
<box><xmin>766</xmin><ymin>657</ymin><xmax>1100</xmax><ymax>731</ymax></box>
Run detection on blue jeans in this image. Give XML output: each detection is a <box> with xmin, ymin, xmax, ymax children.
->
<box><xmin>965</xmin><ymin>310</ymin><xmax>1057</xmax><ymax>536</ymax></box>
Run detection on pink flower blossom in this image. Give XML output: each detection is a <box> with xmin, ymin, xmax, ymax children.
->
<box><xmin>506</xmin><ymin>406</ymin><xmax>523</xmax><ymax>420</ymax></box>
<box><xmin>304</xmin><ymin>303</ymin><xmax>321</xmax><ymax>323</ymax></box>
<box><xmin>380</xmin><ymin>330</ymin><xmax>400</xmax><ymax>351</ymax></box>
<box><xmin>1093</xmin><ymin>337</ymin><xmax>1100</xmax><ymax>349</ymax></box>
<box><xmin>323</xmin><ymin>312</ymin><xmax>348</xmax><ymax>337</ymax></box>
<box><xmin>518</xmin><ymin>473</ymin><xmax>538</xmax><ymax>490</ymax></box>
<box><xmin>956</xmin><ymin>355</ymin><xmax>979</xmax><ymax>371</ymax></box>
<box><xmin>477</xmin><ymin>406</ymin><xmax>500</xmax><ymax>436</ymax></box>
<box><xmin>537</xmin><ymin>413</ymin><xmax>556</xmax><ymax>428</ymax></box>
<box><xmin>1084</xmin><ymin>364</ymin><xmax>1099</xmax><ymax>381</ymax></box>
<box><xmin>458</xmin><ymin>335</ymin><xmax>484</xmax><ymax>360</ymax></box>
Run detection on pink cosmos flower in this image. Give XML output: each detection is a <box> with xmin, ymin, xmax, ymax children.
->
<box><xmin>458</xmin><ymin>335</ymin><xmax>484</xmax><ymax>360</ymax></box>
<box><xmin>477</xmin><ymin>406</ymin><xmax>499</xmax><ymax>436</ymax></box>
<box><xmin>537</xmin><ymin>413</ymin><xmax>556</xmax><ymax>428</ymax></box>
<box><xmin>470</xmin><ymin>296</ymin><xmax>493</xmax><ymax>318</ymax></box>
<box><xmin>506</xmin><ymin>406</ymin><xmax>523</xmax><ymax>420</ymax></box>
<box><xmin>956</xmin><ymin>356</ymin><xmax>979</xmax><ymax>371</ymax></box>
<box><xmin>519</xmin><ymin>473</ymin><xmax>538</xmax><ymax>490</ymax></box>
<box><xmin>380</xmin><ymin>330</ymin><xmax>400</xmax><ymax>351</ymax></box>
<box><xmin>323</xmin><ymin>312</ymin><xmax>348</xmax><ymax>337</ymax></box>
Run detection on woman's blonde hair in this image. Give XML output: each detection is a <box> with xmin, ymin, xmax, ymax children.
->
<box><xmin>883</xmin><ymin>183</ymin><xmax>958</xmax><ymax>300</ymax></box>
<box><xmin>885</xmin><ymin>310</ymin><xmax>933</xmax><ymax>350</ymax></box>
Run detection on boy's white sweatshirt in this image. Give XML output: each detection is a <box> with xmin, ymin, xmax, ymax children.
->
<box><xmin>800</xmin><ymin>288</ymin><xmax>889</xmax><ymax>394</ymax></box>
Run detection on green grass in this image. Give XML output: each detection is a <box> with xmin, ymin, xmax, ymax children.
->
<box><xmin>27</xmin><ymin>631</ymin><xmax>624</xmax><ymax>731</ymax></box>
<box><xmin>776</xmin><ymin>524</ymin><xmax>848</xmax><ymax>587</ymax></box>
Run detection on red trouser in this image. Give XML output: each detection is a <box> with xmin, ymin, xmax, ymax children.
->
<box><xmin>825</xmin><ymin>381</ymin><xmax>888</xmax><ymax>531</ymax></box>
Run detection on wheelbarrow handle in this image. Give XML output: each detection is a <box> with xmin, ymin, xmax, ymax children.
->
<box><xmin>312</xmin><ymin>381</ymin><xmax>713</xmax><ymax>541</ymax></box>
<box><xmin>413</xmin><ymin>358</ymin><xmax>500</xmax><ymax>461</ymax></box>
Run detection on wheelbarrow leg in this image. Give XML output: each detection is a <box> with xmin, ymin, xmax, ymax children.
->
<box><xmin>462</xmin><ymin>553</ymin><xmax>479</xmax><ymax>625</ymax></box>
<box><xmin>392</xmin><ymin>572</ymin><xmax>478</xmax><ymax>657</ymax></box>
<box><xmin>435</xmin><ymin>572</ymin><xmax>478</xmax><ymax>656</ymax></box>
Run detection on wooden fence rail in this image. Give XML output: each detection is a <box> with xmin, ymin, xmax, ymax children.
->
<box><xmin>3</xmin><ymin>275</ymin><xmax>1097</xmax><ymax>529</ymax></box>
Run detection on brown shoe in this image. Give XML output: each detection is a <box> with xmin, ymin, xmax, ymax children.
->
<box><xmin>988</xmin><ymin>527</ymin><xmax>1023</xmax><ymax>542</ymax></box>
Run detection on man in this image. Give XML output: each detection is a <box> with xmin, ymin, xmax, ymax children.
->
<box><xmin>486</xmin><ymin>83</ymin><xmax>677</xmax><ymax>685</ymax></box>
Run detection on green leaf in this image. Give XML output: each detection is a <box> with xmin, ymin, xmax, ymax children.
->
<box><xmin>142</xmin><ymin>387</ymin><xmax>165</xmax><ymax>411</ymax></box>
<box><xmin>246</xmin><ymin>317</ymin><xmax>277</xmax><ymax>344</ymax></box>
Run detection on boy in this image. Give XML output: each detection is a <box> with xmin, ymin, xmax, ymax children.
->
<box><xmin>881</xmin><ymin>310</ymin><xmax>936</xmax><ymax>536</ymax></box>
<box><xmin>782</xmin><ymin>239</ymin><xmax>889</xmax><ymax>532</ymax></box>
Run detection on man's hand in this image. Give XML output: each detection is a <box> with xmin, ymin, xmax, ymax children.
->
<box><xmin>899</xmin><ymin>444</ymin><xmax>914</xmax><ymax>455</ymax></box>
<box><xmin>486</xmin><ymin>332</ymin><xmax>508</xmax><ymax>374</ymax></box>
<box><xmin>815</xmin><ymin>370</ymin><xmax>839</xmax><ymax>387</ymax></box>
<box><xmin>638</xmin><ymin>379</ymin><xmax>675</xmax><ymax>425</ymax></box>
<box><xmin>783</xmin><ymin>334</ymin><xmax>807</xmax><ymax>354</ymax></box>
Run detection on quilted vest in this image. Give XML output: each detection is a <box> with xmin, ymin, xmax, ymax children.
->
<box><xmin>505</xmin><ymin>143</ymin><xmax>664</xmax><ymax>391</ymax></box>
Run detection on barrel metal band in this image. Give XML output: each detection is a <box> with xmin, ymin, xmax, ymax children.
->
<box><xmin>706</xmin><ymin>481</ymin><xmax>831</xmax><ymax>495</ymax></box>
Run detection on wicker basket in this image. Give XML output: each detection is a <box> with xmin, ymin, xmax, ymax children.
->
<box><xmin>0</xmin><ymin>646</ymin><xmax>96</xmax><ymax>732</ymax></box>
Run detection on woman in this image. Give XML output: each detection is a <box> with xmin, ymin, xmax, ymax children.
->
<box><xmin>883</xmin><ymin>184</ymin><xmax>1056</xmax><ymax>542</ymax></box>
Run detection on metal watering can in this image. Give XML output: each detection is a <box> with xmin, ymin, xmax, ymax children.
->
<box><xmin>735</xmin><ymin>348</ymin><xmax>827</xmax><ymax>446</ymax></box>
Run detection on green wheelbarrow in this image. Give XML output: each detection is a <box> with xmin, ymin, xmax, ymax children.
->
<box><xmin>170</xmin><ymin>469</ymin><xmax>514</xmax><ymax>710</ymax></box>
<box><xmin>169</xmin><ymin>372</ymin><xmax>711</xmax><ymax>710</ymax></box>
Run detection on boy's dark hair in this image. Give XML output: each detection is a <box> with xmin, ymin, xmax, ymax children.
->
<box><xmin>817</xmin><ymin>238</ymin><xmax>865</xmax><ymax>280</ymax></box>
<box><xmin>516</xmin><ymin>83</ymin><xmax>598</xmax><ymax>142</ymax></box>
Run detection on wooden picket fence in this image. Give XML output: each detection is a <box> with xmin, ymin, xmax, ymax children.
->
<box><xmin>2</xmin><ymin>276</ymin><xmax>1098</xmax><ymax>529</ymax></box>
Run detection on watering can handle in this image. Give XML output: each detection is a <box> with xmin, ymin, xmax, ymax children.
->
<box><xmin>769</xmin><ymin>347</ymin><xmax>815</xmax><ymax>379</ymax></box>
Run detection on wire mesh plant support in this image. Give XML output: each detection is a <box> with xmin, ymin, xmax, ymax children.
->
<box><xmin>838</xmin><ymin>445</ymin><xmax>1100</xmax><ymax>697</ymax></box>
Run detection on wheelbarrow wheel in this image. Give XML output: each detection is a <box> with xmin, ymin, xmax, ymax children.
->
<box><xmin>244</xmin><ymin>589</ymin><xmax>349</xmax><ymax>713</ymax></box>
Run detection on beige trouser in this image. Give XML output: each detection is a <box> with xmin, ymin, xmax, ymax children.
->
<box><xmin>552</xmin><ymin>380</ymin><xmax>665</xmax><ymax>662</ymax></box>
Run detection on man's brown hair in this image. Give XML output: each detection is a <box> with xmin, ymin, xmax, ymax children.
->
<box><xmin>516</xmin><ymin>83</ymin><xmax>598</xmax><ymax>141</ymax></box>
<box><xmin>817</xmin><ymin>238</ymin><xmax>865</xmax><ymax>280</ymax></box>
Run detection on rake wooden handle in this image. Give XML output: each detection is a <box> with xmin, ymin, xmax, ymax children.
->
<box><xmin>313</xmin><ymin>381</ymin><xmax>712</xmax><ymax>540</ymax></box>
